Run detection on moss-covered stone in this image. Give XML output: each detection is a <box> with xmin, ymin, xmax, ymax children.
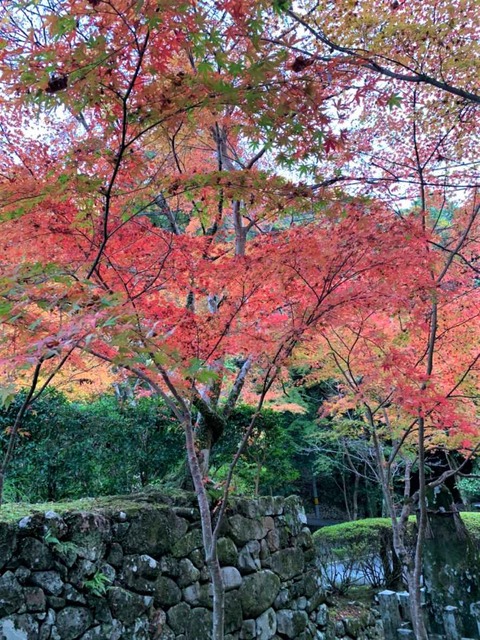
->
<box><xmin>122</xmin><ymin>508</ymin><xmax>188</xmax><ymax>556</ymax></box>
<box><xmin>256</xmin><ymin>607</ymin><xmax>277</xmax><ymax>640</ymax></box>
<box><xmin>121</xmin><ymin>554</ymin><xmax>160</xmax><ymax>593</ymax></box>
<box><xmin>217</xmin><ymin>537</ymin><xmax>238</xmax><ymax>566</ymax></box>
<box><xmin>239</xmin><ymin>570</ymin><xmax>281</xmax><ymax>617</ymax></box>
<box><xmin>183</xmin><ymin>581</ymin><xmax>212</xmax><ymax>608</ymax></box>
<box><xmin>268</xmin><ymin>547</ymin><xmax>304</xmax><ymax>580</ymax></box>
<box><xmin>238</xmin><ymin>540</ymin><xmax>261</xmax><ymax>574</ymax></box>
<box><xmin>225</xmin><ymin>591</ymin><xmax>243</xmax><ymax>634</ymax></box>
<box><xmin>177</xmin><ymin>558</ymin><xmax>201</xmax><ymax>587</ymax></box>
<box><xmin>107</xmin><ymin>587</ymin><xmax>152</xmax><ymax>625</ymax></box>
<box><xmin>229</xmin><ymin>514</ymin><xmax>266</xmax><ymax>544</ymax></box>
<box><xmin>171</xmin><ymin>528</ymin><xmax>203</xmax><ymax>558</ymax></box>
<box><xmin>56</xmin><ymin>606</ymin><xmax>93</xmax><ymax>640</ymax></box>
<box><xmin>0</xmin><ymin>492</ymin><xmax>325</xmax><ymax>640</ymax></box>
<box><xmin>276</xmin><ymin>609</ymin><xmax>308</xmax><ymax>638</ymax></box>
<box><xmin>0</xmin><ymin>522</ymin><xmax>16</xmax><ymax>570</ymax></box>
<box><xmin>30</xmin><ymin>570</ymin><xmax>64</xmax><ymax>596</ymax></box>
<box><xmin>24</xmin><ymin>586</ymin><xmax>46</xmax><ymax>612</ymax></box>
<box><xmin>19</xmin><ymin>537</ymin><xmax>53</xmax><ymax>570</ymax></box>
<box><xmin>153</xmin><ymin>575</ymin><xmax>182</xmax><ymax>607</ymax></box>
<box><xmin>185</xmin><ymin>607</ymin><xmax>212</xmax><ymax>640</ymax></box>
<box><xmin>0</xmin><ymin>614</ymin><xmax>39</xmax><ymax>639</ymax></box>
<box><xmin>167</xmin><ymin>601</ymin><xmax>191</xmax><ymax>635</ymax></box>
<box><xmin>0</xmin><ymin>571</ymin><xmax>24</xmax><ymax>616</ymax></box>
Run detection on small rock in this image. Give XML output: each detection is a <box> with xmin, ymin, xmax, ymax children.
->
<box><xmin>177</xmin><ymin>558</ymin><xmax>201</xmax><ymax>587</ymax></box>
<box><xmin>238</xmin><ymin>541</ymin><xmax>261</xmax><ymax>574</ymax></box>
<box><xmin>24</xmin><ymin>587</ymin><xmax>46</xmax><ymax>612</ymax></box>
<box><xmin>221</xmin><ymin>566</ymin><xmax>242</xmax><ymax>591</ymax></box>
<box><xmin>276</xmin><ymin>609</ymin><xmax>308</xmax><ymax>638</ymax></box>
<box><xmin>256</xmin><ymin>607</ymin><xmax>277</xmax><ymax>640</ymax></box>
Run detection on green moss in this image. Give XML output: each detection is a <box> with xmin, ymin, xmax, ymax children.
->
<box><xmin>0</xmin><ymin>489</ymin><xmax>198</xmax><ymax>524</ymax></box>
<box><xmin>0</xmin><ymin>498</ymin><xmax>99</xmax><ymax>523</ymax></box>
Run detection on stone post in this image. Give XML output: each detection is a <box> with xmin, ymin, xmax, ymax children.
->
<box><xmin>378</xmin><ymin>590</ymin><xmax>402</xmax><ymax>640</ymax></box>
<box><xmin>397</xmin><ymin>592</ymin><xmax>411</xmax><ymax>623</ymax></box>
<box><xmin>443</xmin><ymin>605</ymin><xmax>461</xmax><ymax>640</ymax></box>
<box><xmin>470</xmin><ymin>601</ymin><xmax>480</xmax><ymax>637</ymax></box>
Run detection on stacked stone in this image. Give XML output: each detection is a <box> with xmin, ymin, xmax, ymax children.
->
<box><xmin>0</xmin><ymin>493</ymin><xmax>382</xmax><ymax>640</ymax></box>
<box><xmin>325</xmin><ymin>610</ymin><xmax>383</xmax><ymax>640</ymax></box>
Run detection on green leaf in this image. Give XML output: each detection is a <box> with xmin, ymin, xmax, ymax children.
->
<box><xmin>387</xmin><ymin>94</ymin><xmax>402</xmax><ymax>110</ymax></box>
<box><xmin>272</xmin><ymin>0</ymin><xmax>291</xmax><ymax>15</ymax></box>
<box><xmin>0</xmin><ymin>385</ymin><xmax>16</xmax><ymax>410</ymax></box>
<box><xmin>0</xmin><ymin>300</ymin><xmax>12</xmax><ymax>316</ymax></box>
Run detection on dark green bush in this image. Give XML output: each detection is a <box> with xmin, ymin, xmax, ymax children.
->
<box><xmin>1</xmin><ymin>391</ymin><xmax>184</xmax><ymax>502</ymax></box>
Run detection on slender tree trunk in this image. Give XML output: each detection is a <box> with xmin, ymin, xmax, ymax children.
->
<box><xmin>410</xmin><ymin>416</ymin><xmax>429</xmax><ymax>640</ymax></box>
<box><xmin>254</xmin><ymin>459</ymin><xmax>262</xmax><ymax>497</ymax></box>
<box><xmin>352</xmin><ymin>473</ymin><xmax>359</xmax><ymax>521</ymax></box>
<box><xmin>367</xmin><ymin>409</ymin><xmax>429</xmax><ymax>637</ymax></box>
<box><xmin>184</xmin><ymin>416</ymin><xmax>225</xmax><ymax>640</ymax></box>
<box><xmin>312</xmin><ymin>475</ymin><xmax>320</xmax><ymax>519</ymax></box>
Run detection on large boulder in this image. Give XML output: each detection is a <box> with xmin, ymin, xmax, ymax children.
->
<box><xmin>123</xmin><ymin>508</ymin><xmax>188</xmax><ymax>556</ymax></box>
<box><xmin>0</xmin><ymin>571</ymin><xmax>24</xmax><ymax>616</ymax></box>
<box><xmin>267</xmin><ymin>547</ymin><xmax>304</xmax><ymax>580</ymax></box>
<box><xmin>239</xmin><ymin>570</ymin><xmax>280</xmax><ymax>618</ymax></box>
<box><xmin>228</xmin><ymin>515</ymin><xmax>266</xmax><ymax>545</ymax></box>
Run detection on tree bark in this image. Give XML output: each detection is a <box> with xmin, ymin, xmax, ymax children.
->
<box><xmin>184</xmin><ymin>415</ymin><xmax>225</xmax><ymax>640</ymax></box>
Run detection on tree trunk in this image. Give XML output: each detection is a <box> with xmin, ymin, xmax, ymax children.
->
<box><xmin>184</xmin><ymin>416</ymin><xmax>225</xmax><ymax>639</ymax></box>
<box><xmin>352</xmin><ymin>472</ymin><xmax>359</xmax><ymax>521</ymax></box>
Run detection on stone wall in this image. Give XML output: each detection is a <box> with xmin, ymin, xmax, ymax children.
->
<box><xmin>0</xmin><ymin>492</ymin><xmax>383</xmax><ymax>640</ymax></box>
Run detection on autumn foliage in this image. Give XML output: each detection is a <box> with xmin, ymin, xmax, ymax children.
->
<box><xmin>0</xmin><ymin>2</ymin><xmax>479</xmax><ymax>637</ymax></box>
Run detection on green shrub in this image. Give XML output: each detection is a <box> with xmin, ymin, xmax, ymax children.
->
<box><xmin>460</xmin><ymin>512</ymin><xmax>480</xmax><ymax>544</ymax></box>
<box><xmin>314</xmin><ymin>518</ymin><xmax>405</xmax><ymax>593</ymax></box>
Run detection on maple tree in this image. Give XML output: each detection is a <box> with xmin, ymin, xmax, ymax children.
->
<box><xmin>0</xmin><ymin>1</ymin><xmax>479</xmax><ymax>638</ymax></box>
